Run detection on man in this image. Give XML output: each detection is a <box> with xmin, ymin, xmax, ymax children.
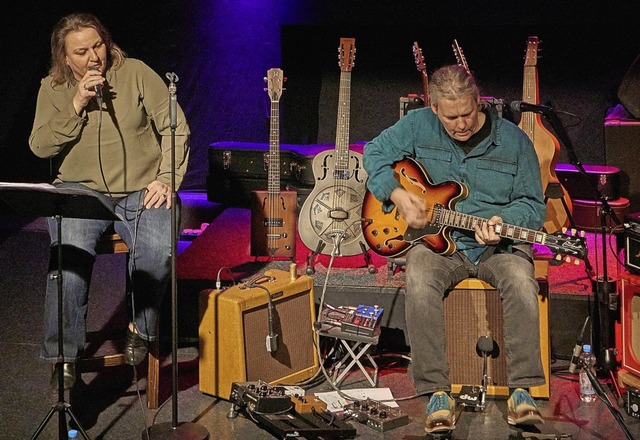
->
<box><xmin>363</xmin><ymin>65</ymin><xmax>546</xmax><ymax>434</ymax></box>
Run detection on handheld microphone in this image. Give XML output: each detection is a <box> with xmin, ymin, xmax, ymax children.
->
<box><xmin>568</xmin><ymin>316</ymin><xmax>590</xmax><ymax>374</ymax></box>
<box><xmin>509</xmin><ymin>100</ymin><xmax>553</xmax><ymax>115</ymax></box>
<box><xmin>88</xmin><ymin>66</ymin><xmax>103</xmax><ymax>106</ymax></box>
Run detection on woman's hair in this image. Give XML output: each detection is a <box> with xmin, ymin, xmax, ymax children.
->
<box><xmin>428</xmin><ymin>64</ymin><xmax>480</xmax><ymax>106</ymax></box>
<box><xmin>49</xmin><ymin>12</ymin><xmax>127</xmax><ymax>86</ymax></box>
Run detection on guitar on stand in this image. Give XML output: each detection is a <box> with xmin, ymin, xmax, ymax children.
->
<box><xmin>518</xmin><ymin>36</ymin><xmax>574</xmax><ymax>235</ymax></box>
<box><xmin>298</xmin><ymin>38</ymin><xmax>372</xmax><ymax>274</ymax></box>
<box><xmin>452</xmin><ymin>39</ymin><xmax>506</xmax><ymax>118</ymax></box>
<box><xmin>412</xmin><ymin>41</ymin><xmax>429</xmax><ymax>107</ymax></box>
<box><xmin>250</xmin><ymin>68</ymin><xmax>297</xmax><ymax>260</ymax></box>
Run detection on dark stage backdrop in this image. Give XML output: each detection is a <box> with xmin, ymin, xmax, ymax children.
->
<box><xmin>3</xmin><ymin>1</ymin><xmax>640</xmax><ymax>193</ymax></box>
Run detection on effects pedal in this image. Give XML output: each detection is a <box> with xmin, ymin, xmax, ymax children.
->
<box><xmin>229</xmin><ymin>381</ymin><xmax>292</xmax><ymax>414</ymax></box>
<box><xmin>626</xmin><ymin>387</ymin><xmax>640</xmax><ymax>419</ymax></box>
<box><xmin>292</xmin><ymin>395</ymin><xmax>328</xmax><ymax>414</ymax></box>
<box><xmin>456</xmin><ymin>385</ymin><xmax>484</xmax><ymax>411</ymax></box>
<box><xmin>344</xmin><ymin>398</ymin><xmax>409</xmax><ymax>432</ymax></box>
<box><xmin>340</xmin><ymin>305</ymin><xmax>383</xmax><ymax>337</ymax></box>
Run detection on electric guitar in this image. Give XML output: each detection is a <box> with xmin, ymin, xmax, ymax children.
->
<box><xmin>518</xmin><ymin>36</ymin><xmax>573</xmax><ymax>234</ymax></box>
<box><xmin>297</xmin><ymin>38</ymin><xmax>368</xmax><ymax>257</ymax></box>
<box><xmin>250</xmin><ymin>68</ymin><xmax>297</xmax><ymax>259</ymax></box>
<box><xmin>412</xmin><ymin>41</ymin><xmax>429</xmax><ymax>106</ymax></box>
<box><xmin>361</xmin><ymin>157</ymin><xmax>587</xmax><ymax>261</ymax></box>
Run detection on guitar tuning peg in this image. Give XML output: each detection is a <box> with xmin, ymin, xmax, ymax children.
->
<box><xmin>561</xmin><ymin>227</ymin><xmax>568</xmax><ymax>233</ymax></box>
<box><xmin>564</xmin><ymin>256</ymin><xmax>572</xmax><ymax>263</ymax></box>
<box><xmin>555</xmin><ymin>254</ymin><xmax>562</xmax><ymax>261</ymax></box>
<box><xmin>263</xmin><ymin>77</ymin><xmax>267</xmax><ymax>82</ymax></box>
<box><xmin>573</xmin><ymin>259</ymin><xmax>580</xmax><ymax>266</ymax></box>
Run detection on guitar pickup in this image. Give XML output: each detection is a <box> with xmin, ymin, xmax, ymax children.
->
<box><xmin>263</xmin><ymin>218</ymin><xmax>284</xmax><ymax>227</ymax></box>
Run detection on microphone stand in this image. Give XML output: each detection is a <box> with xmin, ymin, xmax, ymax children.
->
<box><xmin>539</xmin><ymin>107</ymin><xmax>620</xmax><ymax>370</ymax></box>
<box><xmin>577</xmin><ymin>357</ymin><xmax>635</xmax><ymax>440</ymax></box>
<box><xmin>144</xmin><ymin>73</ymin><xmax>209</xmax><ymax>439</ymax></box>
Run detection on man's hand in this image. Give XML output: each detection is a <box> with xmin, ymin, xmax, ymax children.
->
<box><xmin>144</xmin><ymin>180</ymin><xmax>171</xmax><ymax>209</ymax></box>
<box><xmin>475</xmin><ymin>215</ymin><xmax>502</xmax><ymax>245</ymax></box>
<box><xmin>390</xmin><ymin>187</ymin><xmax>429</xmax><ymax>229</ymax></box>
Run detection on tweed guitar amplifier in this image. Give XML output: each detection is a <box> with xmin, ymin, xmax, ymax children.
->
<box><xmin>445</xmin><ymin>260</ymin><xmax>550</xmax><ymax>399</ymax></box>
<box><xmin>199</xmin><ymin>268</ymin><xmax>319</xmax><ymax>400</ymax></box>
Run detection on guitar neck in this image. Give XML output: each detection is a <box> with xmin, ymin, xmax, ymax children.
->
<box><xmin>434</xmin><ymin>205</ymin><xmax>546</xmax><ymax>246</ymax></box>
<box><xmin>520</xmin><ymin>38</ymin><xmax>539</xmax><ymax>138</ymax></box>
<box><xmin>334</xmin><ymin>70</ymin><xmax>352</xmax><ymax>175</ymax></box>
<box><xmin>268</xmin><ymin>99</ymin><xmax>281</xmax><ymax>193</ymax></box>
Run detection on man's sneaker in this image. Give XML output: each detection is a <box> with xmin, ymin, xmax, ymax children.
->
<box><xmin>507</xmin><ymin>388</ymin><xmax>544</xmax><ymax>425</ymax></box>
<box><xmin>425</xmin><ymin>391</ymin><xmax>456</xmax><ymax>434</ymax></box>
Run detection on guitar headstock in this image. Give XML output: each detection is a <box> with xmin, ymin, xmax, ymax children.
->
<box><xmin>452</xmin><ymin>39</ymin><xmax>470</xmax><ymax>75</ymax></box>
<box><xmin>545</xmin><ymin>228</ymin><xmax>588</xmax><ymax>264</ymax></box>
<box><xmin>413</xmin><ymin>41</ymin><xmax>426</xmax><ymax>73</ymax></box>
<box><xmin>338</xmin><ymin>38</ymin><xmax>356</xmax><ymax>72</ymax></box>
<box><xmin>265</xmin><ymin>68</ymin><xmax>284</xmax><ymax>102</ymax></box>
<box><xmin>524</xmin><ymin>36</ymin><xmax>540</xmax><ymax>68</ymax></box>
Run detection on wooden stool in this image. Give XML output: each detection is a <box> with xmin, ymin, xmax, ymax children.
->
<box><xmin>444</xmin><ymin>259</ymin><xmax>551</xmax><ymax>399</ymax></box>
<box><xmin>77</xmin><ymin>232</ymin><xmax>160</xmax><ymax>409</ymax></box>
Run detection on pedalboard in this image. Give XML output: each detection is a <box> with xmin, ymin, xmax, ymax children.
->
<box><xmin>229</xmin><ymin>381</ymin><xmax>292</xmax><ymax>414</ymax></box>
<box><xmin>344</xmin><ymin>398</ymin><xmax>409</xmax><ymax>432</ymax></box>
<box><xmin>319</xmin><ymin>304</ymin><xmax>384</xmax><ymax>337</ymax></box>
<box><xmin>252</xmin><ymin>409</ymin><xmax>357</xmax><ymax>439</ymax></box>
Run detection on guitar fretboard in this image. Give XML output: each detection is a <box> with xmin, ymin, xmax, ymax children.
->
<box><xmin>268</xmin><ymin>97</ymin><xmax>281</xmax><ymax>194</ymax></box>
<box><xmin>433</xmin><ymin>205</ymin><xmax>547</xmax><ymax>245</ymax></box>
<box><xmin>334</xmin><ymin>71</ymin><xmax>351</xmax><ymax>174</ymax></box>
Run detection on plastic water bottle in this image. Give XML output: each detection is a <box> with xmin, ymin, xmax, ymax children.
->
<box><xmin>68</xmin><ymin>429</ymin><xmax>78</xmax><ymax>439</ymax></box>
<box><xmin>579</xmin><ymin>344</ymin><xmax>597</xmax><ymax>403</ymax></box>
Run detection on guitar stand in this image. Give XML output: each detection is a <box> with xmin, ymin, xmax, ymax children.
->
<box><xmin>359</xmin><ymin>241</ymin><xmax>376</xmax><ymax>274</ymax></box>
<box><xmin>304</xmin><ymin>241</ymin><xmax>376</xmax><ymax>275</ymax></box>
<box><xmin>304</xmin><ymin>241</ymin><xmax>327</xmax><ymax>275</ymax></box>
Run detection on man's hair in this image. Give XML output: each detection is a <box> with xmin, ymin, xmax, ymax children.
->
<box><xmin>429</xmin><ymin>65</ymin><xmax>480</xmax><ymax>106</ymax></box>
<box><xmin>49</xmin><ymin>12</ymin><xmax>127</xmax><ymax>86</ymax></box>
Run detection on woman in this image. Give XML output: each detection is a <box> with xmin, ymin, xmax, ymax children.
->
<box><xmin>29</xmin><ymin>12</ymin><xmax>190</xmax><ymax>390</ymax></box>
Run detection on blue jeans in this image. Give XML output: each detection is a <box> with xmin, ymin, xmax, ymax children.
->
<box><xmin>41</xmin><ymin>183</ymin><xmax>175</xmax><ymax>362</ymax></box>
<box><xmin>404</xmin><ymin>244</ymin><xmax>545</xmax><ymax>395</ymax></box>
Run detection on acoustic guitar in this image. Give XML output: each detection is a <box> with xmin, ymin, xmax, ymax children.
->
<box><xmin>250</xmin><ymin>68</ymin><xmax>297</xmax><ymax>259</ymax></box>
<box><xmin>361</xmin><ymin>157</ymin><xmax>587</xmax><ymax>261</ymax></box>
<box><xmin>297</xmin><ymin>38</ymin><xmax>368</xmax><ymax>257</ymax></box>
<box><xmin>518</xmin><ymin>36</ymin><xmax>573</xmax><ymax>234</ymax></box>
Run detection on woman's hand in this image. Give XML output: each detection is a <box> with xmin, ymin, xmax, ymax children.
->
<box><xmin>144</xmin><ymin>181</ymin><xmax>172</xmax><ymax>209</ymax></box>
<box><xmin>72</xmin><ymin>68</ymin><xmax>105</xmax><ymax>114</ymax></box>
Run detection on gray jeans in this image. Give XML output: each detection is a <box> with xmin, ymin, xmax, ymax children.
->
<box><xmin>404</xmin><ymin>244</ymin><xmax>545</xmax><ymax>395</ymax></box>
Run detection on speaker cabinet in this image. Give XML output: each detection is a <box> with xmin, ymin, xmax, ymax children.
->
<box><xmin>619</xmin><ymin>53</ymin><xmax>640</xmax><ymax>119</ymax></box>
<box><xmin>198</xmin><ymin>269</ymin><xmax>319</xmax><ymax>399</ymax></box>
<box><xmin>444</xmin><ymin>260</ymin><xmax>550</xmax><ymax>399</ymax></box>
<box><xmin>619</xmin><ymin>273</ymin><xmax>640</xmax><ymax>377</ymax></box>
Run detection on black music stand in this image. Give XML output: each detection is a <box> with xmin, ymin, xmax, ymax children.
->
<box><xmin>0</xmin><ymin>182</ymin><xmax>122</xmax><ymax>440</ymax></box>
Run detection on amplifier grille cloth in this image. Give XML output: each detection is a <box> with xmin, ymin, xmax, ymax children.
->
<box><xmin>243</xmin><ymin>293</ymin><xmax>315</xmax><ymax>382</ymax></box>
<box><xmin>444</xmin><ymin>288</ymin><xmax>508</xmax><ymax>386</ymax></box>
